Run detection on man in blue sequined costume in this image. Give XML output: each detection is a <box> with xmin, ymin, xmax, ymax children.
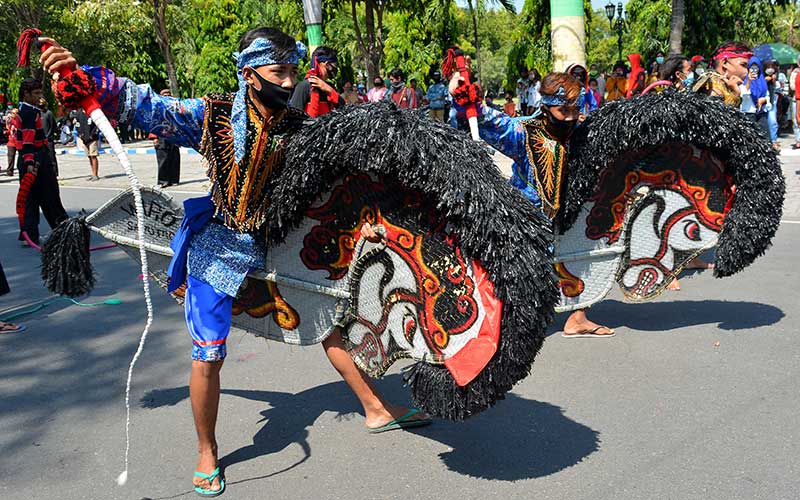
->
<box><xmin>449</xmin><ymin>71</ymin><xmax>616</xmax><ymax>339</ymax></box>
<box><xmin>41</xmin><ymin>28</ymin><xmax>430</xmax><ymax>497</ymax></box>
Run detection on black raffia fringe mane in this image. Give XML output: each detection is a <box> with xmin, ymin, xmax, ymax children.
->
<box><xmin>561</xmin><ymin>90</ymin><xmax>785</xmax><ymax>278</ymax></box>
<box><xmin>41</xmin><ymin>216</ymin><xmax>95</xmax><ymax>297</ymax></box>
<box><xmin>270</xmin><ymin>101</ymin><xmax>559</xmax><ymax>420</ymax></box>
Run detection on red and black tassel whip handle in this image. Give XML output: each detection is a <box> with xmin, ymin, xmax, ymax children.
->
<box><xmin>17</xmin><ymin>28</ymin><xmax>100</xmax><ymax>114</ymax></box>
<box><xmin>442</xmin><ymin>47</ymin><xmax>478</xmax><ymax>120</ymax></box>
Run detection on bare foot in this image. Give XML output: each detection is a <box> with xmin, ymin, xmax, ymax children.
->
<box><xmin>193</xmin><ymin>447</ymin><xmax>221</xmax><ymax>492</ymax></box>
<box><xmin>667</xmin><ymin>279</ymin><xmax>681</xmax><ymax>291</ymax></box>
<box><xmin>365</xmin><ymin>404</ymin><xmax>429</xmax><ymax>430</ymax></box>
<box><xmin>563</xmin><ymin>317</ymin><xmax>615</xmax><ymax>337</ymax></box>
<box><xmin>0</xmin><ymin>321</ymin><xmax>25</xmax><ymax>333</ymax></box>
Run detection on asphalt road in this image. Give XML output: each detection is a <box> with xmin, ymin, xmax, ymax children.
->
<box><xmin>0</xmin><ymin>150</ymin><xmax>798</xmax><ymax>500</ymax></box>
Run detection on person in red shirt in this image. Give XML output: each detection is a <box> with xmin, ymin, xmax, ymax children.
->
<box><xmin>10</xmin><ymin>78</ymin><xmax>67</xmax><ymax>246</ymax></box>
<box><xmin>384</xmin><ymin>68</ymin><xmax>418</xmax><ymax>109</ymax></box>
<box><xmin>289</xmin><ymin>46</ymin><xmax>344</xmax><ymax>117</ymax></box>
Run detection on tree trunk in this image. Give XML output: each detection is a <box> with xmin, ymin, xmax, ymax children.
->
<box><xmin>364</xmin><ymin>0</ymin><xmax>382</xmax><ymax>83</ymax></box>
<box><xmin>668</xmin><ymin>0</ymin><xmax>685</xmax><ymax>55</ymax></box>
<box><xmin>788</xmin><ymin>9</ymin><xmax>798</xmax><ymax>48</ymax></box>
<box><xmin>468</xmin><ymin>0</ymin><xmax>482</xmax><ymax>86</ymax></box>
<box><xmin>152</xmin><ymin>0</ymin><xmax>180</xmax><ymax>96</ymax></box>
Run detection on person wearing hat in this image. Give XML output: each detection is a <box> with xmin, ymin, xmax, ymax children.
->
<box><xmin>426</xmin><ymin>71</ymin><xmax>448</xmax><ymax>122</ymax></box>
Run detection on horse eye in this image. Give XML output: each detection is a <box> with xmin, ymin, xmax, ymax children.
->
<box><xmin>684</xmin><ymin>221</ymin><xmax>701</xmax><ymax>241</ymax></box>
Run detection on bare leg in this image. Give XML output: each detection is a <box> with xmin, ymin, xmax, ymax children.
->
<box><xmin>89</xmin><ymin>156</ymin><xmax>99</xmax><ymax>178</ymax></box>
<box><xmin>563</xmin><ymin>309</ymin><xmax>615</xmax><ymax>337</ymax></box>
<box><xmin>190</xmin><ymin>359</ymin><xmax>223</xmax><ymax>492</ymax></box>
<box><xmin>322</xmin><ymin>328</ymin><xmax>428</xmax><ymax>428</ymax></box>
<box><xmin>685</xmin><ymin>257</ymin><xmax>714</xmax><ymax>270</ymax></box>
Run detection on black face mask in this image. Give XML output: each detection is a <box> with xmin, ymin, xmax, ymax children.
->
<box><xmin>542</xmin><ymin>107</ymin><xmax>577</xmax><ymax>140</ymax></box>
<box><xmin>250</xmin><ymin>69</ymin><xmax>293</xmax><ymax>110</ymax></box>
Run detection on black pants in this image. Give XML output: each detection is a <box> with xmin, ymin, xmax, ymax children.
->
<box><xmin>17</xmin><ymin>160</ymin><xmax>68</xmax><ymax>244</ymax></box>
<box><xmin>48</xmin><ymin>141</ymin><xmax>58</xmax><ymax>177</ymax></box>
<box><xmin>157</xmin><ymin>143</ymin><xmax>181</xmax><ymax>184</ymax></box>
<box><xmin>0</xmin><ymin>261</ymin><xmax>9</xmax><ymax>296</ymax></box>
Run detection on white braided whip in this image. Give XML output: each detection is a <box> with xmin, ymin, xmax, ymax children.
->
<box><xmin>87</xmin><ymin>109</ymin><xmax>153</xmax><ymax>486</ymax></box>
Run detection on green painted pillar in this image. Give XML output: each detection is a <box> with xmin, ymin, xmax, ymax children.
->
<box><xmin>550</xmin><ymin>0</ymin><xmax>586</xmax><ymax>71</ymax></box>
<box><xmin>302</xmin><ymin>0</ymin><xmax>323</xmax><ymax>52</ymax></box>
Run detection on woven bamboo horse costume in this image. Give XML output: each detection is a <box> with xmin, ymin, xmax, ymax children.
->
<box><xmin>42</xmin><ymin>42</ymin><xmax>558</xmax><ymax>419</ymax></box>
<box><xmin>454</xmin><ymin>79</ymin><xmax>783</xmax><ymax>311</ymax></box>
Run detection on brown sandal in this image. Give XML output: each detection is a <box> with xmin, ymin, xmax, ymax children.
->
<box><xmin>561</xmin><ymin>326</ymin><xmax>615</xmax><ymax>338</ymax></box>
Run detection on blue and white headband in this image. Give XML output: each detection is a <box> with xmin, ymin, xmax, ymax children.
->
<box><xmin>540</xmin><ymin>86</ymin><xmax>574</xmax><ymax>107</ymax></box>
<box><xmin>232</xmin><ymin>38</ymin><xmax>307</xmax><ymax>163</ymax></box>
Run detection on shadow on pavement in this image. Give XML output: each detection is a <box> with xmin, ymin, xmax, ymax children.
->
<box><xmin>558</xmin><ymin>299</ymin><xmax>784</xmax><ymax>332</ymax></box>
<box><xmin>141</xmin><ymin>376</ymin><xmax>599</xmax><ymax>483</ymax></box>
<box><xmin>597</xmin><ymin>300</ymin><xmax>785</xmax><ymax>331</ymax></box>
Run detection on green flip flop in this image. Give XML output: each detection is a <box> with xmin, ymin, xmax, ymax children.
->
<box><xmin>194</xmin><ymin>467</ymin><xmax>225</xmax><ymax>497</ymax></box>
<box><xmin>368</xmin><ymin>409</ymin><xmax>432</xmax><ymax>434</ymax></box>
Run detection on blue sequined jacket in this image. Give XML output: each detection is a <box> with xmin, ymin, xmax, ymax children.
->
<box><xmin>454</xmin><ymin>102</ymin><xmax>543</xmax><ymax>208</ymax></box>
<box><xmin>84</xmin><ymin>66</ymin><xmax>269</xmax><ymax>297</ymax></box>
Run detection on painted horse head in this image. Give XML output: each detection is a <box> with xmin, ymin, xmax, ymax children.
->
<box><xmin>585</xmin><ymin>142</ymin><xmax>733</xmax><ymax>299</ymax></box>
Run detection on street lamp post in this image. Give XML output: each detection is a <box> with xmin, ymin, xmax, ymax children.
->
<box><xmin>605</xmin><ymin>2</ymin><xmax>627</xmax><ymax>63</ymax></box>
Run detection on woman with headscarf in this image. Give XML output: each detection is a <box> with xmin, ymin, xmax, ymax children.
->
<box><xmin>566</xmin><ymin>63</ymin><xmax>598</xmax><ymax>116</ymax></box>
<box><xmin>740</xmin><ymin>56</ymin><xmax>770</xmax><ymax>137</ymax></box>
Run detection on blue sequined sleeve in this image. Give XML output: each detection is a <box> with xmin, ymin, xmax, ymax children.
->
<box><xmin>453</xmin><ymin>102</ymin><xmax>541</xmax><ymax>207</ymax></box>
<box><xmin>82</xmin><ymin>65</ymin><xmax>205</xmax><ymax>150</ymax></box>
<box><xmin>453</xmin><ymin>103</ymin><xmax>528</xmax><ymax>167</ymax></box>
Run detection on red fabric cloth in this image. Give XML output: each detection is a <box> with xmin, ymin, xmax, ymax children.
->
<box><xmin>626</xmin><ymin>53</ymin><xmax>645</xmax><ymax>98</ymax></box>
<box><xmin>305</xmin><ymin>88</ymin><xmax>340</xmax><ymax>118</ymax></box>
<box><xmin>304</xmin><ymin>67</ymin><xmax>341</xmax><ymax>118</ymax></box>
<box><xmin>16</xmin><ymin>171</ymin><xmax>36</xmax><ymax>229</ymax></box>
<box><xmin>443</xmin><ymin>259</ymin><xmax>502</xmax><ymax>387</ymax></box>
<box><xmin>390</xmin><ymin>87</ymin><xmax>418</xmax><ymax>109</ymax></box>
<box><xmin>794</xmin><ymin>72</ymin><xmax>800</xmax><ymax>101</ymax></box>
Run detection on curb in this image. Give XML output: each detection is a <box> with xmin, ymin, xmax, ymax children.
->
<box><xmin>0</xmin><ymin>146</ymin><xmax>199</xmax><ymax>156</ymax></box>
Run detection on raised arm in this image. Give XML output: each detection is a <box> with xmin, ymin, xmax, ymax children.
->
<box><xmin>450</xmin><ymin>102</ymin><xmax>527</xmax><ymax>164</ymax></box>
<box><xmin>447</xmin><ymin>73</ymin><xmax>527</xmax><ymax>164</ymax></box>
<box><xmin>39</xmin><ymin>38</ymin><xmax>204</xmax><ymax>150</ymax></box>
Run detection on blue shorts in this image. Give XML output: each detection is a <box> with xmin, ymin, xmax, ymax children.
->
<box><xmin>185</xmin><ymin>275</ymin><xmax>233</xmax><ymax>362</ymax></box>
